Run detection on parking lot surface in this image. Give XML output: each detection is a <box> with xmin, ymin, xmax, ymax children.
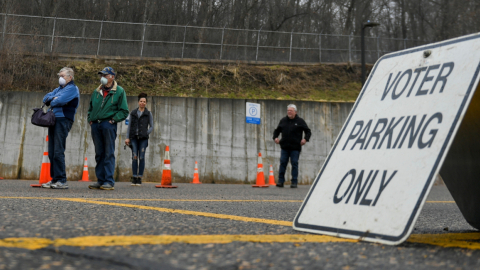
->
<box><xmin>0</xmin><ymin>180</ymin><xmax>479</xmax><ymax>269</ymax></box>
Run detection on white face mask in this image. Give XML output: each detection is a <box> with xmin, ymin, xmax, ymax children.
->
<box><xmin>59</xmin><ymin>77</ymin><xmax>66</xmax><ymax>86</ymax></box>
<box><xmin>100</xmin><ymin>77</ymin><xmax>109</xmax><ymax>85</ymax></box>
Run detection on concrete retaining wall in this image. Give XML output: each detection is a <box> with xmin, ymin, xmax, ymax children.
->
<box><xmin>0</xmin><ymin>91</ymin><xmax>354</xmax><ymax>184</ymax></box>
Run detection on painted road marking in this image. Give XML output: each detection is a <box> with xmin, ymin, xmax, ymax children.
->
<box><xmin>55</xmin><ymin>198</ymin><xmax>292</xmax><ymax>226</ymax></box>
<box><xmin>1</xmin><ymin>233</ymin><xmax>480</xmax><ymax>251</ymax></box>
<box><xmin>0</xmin><ymin>196</ymin><xmax>287</xmax><ymax>226</ymax></box>
<box><xmin>0</xmin><ymin>197</ymin><xmax>456</xmax><ymax>228</ymax></box>
<box><xmin>0</xmin><ymin>197</ymin><xmax>475</xmax><ymax>249</ymax></box>
<box><xmin>0</xmin><ymin>235</ymin><xmax>357</xmax><ymax>250</ymax></box>
<box><xmin>89</xmin><ymin>198</ymin><xmax>304</xmax><ymax>202</ymax></box>
<box><xmin>408</xmin><ymin>233</ymin><xmax>480</xmax><ymax>249</ymax></box>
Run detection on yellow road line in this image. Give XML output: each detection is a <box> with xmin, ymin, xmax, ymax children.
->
<box><xmin>89</xmin><ymin>198</ymin><xmax>304</xmax><ymax>202</ymax></box>
<box><xmin>0</xmin><ymin>196</ymin><xmax>291</xmax><ymax>226</ymax></box>
<box><xmin>0</xmin><ymin>234</ymin><xmax>355</xmax><ymax>250</ymax></box>
<box><xmin>0</xmin><ymin>196</ymin><xmax>456</xmax><ymax>228</ymax></box>
<box><xmin>0</xmin><ymin>197</ymin><xmax>474</xmax><ymax>250</ymax></box>
<box><xmin>2</xmin><ymin>233</ymin><xmax>480</xmax><ymax>251</ymax></box>
<box><xmin>0</xmin><ymin>238</ymin><xmax>54</xmax><ymax>250</ymax></box>
<box><xmin>56</xmin><ymin>198</ymin><xmax>292</xmax><ymax>227</ymax></box>
<box><xmin>408</xmin><ymin>233</ymin><xmax>480</xmax><ymax>249</ymax></box>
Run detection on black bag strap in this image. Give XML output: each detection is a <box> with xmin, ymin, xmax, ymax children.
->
<box><xmin>41</xmin><ymin>103</ymin><xmax>52</xmax><ymax>112</ymax></box>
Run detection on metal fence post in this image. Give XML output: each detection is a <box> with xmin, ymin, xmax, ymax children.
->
<box><xmin>50</xmin><ymin>16</ymin><xmax>57</xmax><ymax>53</ymax></box>
<box><xmin>1</xmin><ymin>14</ymin><xmax>7</xmax><ymax>51</ymax></box>
<box><xmin>289</xmin><ymin>31</ymin><xmax>293</xmax><ymax>62</ymax></box>
<box><xmin>220</xmin><ymin>24</ymin><xmax>226</xmax><ymax>60</ymax></box>
<box><xmin>318</xmin><ymin>33</ymin><xmax>322</xmax><ymax>63</ymax></box>
<box><xmin>81</xmin><ymin>21</ymin><xmax>86</xmax><ymax>46</ymax></box>
<box><xmin>96</xmin><ymin>18</ymin><xmax>104</xmax><ymax>56</ymax></box>
<box><xmin>404</xmin><ymin>38</ymin><xmax>407</xmax><ymax>49</ymax></box>
<box><xmin>377</xmin><ymin>35</ymin><xmax>380</xmax><ymax>59</ymax></box>
<box><xmin>181</xmin><ymin>23</ymin><xmax>189</xmax><ymax>59</ymax></box>
<box><xmin>348</xmin><ymin>33</ymin><xmax>352</xmax><ymax>63</ymax></box>
<box><xmin>255</xmin><ymin>26</ymin><xmax>263</xmax><ymax>62</ymax></box>
<box><xmin>140</xmin><ymin>21</ymin><xmax>147</xmax><ymax>57</ymax></box>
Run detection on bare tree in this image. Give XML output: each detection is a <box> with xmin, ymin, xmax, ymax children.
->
<box><xmin>0</xmin><ymin>0</ymin><xmax>479</xmax><ymax>45</ymax></box>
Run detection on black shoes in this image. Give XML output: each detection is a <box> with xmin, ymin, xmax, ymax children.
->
<box><xmin>276</xmin><ymin>183</ymin><xmax>298</xmax><ymax>188</ymax></box>
<box><xmin>131</xmin><ymin>177</ymin><xmax>142</xmax><ymax>186</ymax></box>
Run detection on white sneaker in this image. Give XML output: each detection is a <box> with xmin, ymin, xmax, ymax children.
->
<box><xmin>51</xmin><ymin>182</ymin><xmax>69</xmax><ymax>189</ymax></box>
<box><xmin>41</xmin><ymin>181</ymin><xmax>53</xmax><ymax>188</ymax></box>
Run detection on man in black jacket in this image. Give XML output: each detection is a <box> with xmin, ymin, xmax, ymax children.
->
<box><xmin>273</xmin><ymin>104</ymin><xmax>311</xmax><ymax>188</ymax></box>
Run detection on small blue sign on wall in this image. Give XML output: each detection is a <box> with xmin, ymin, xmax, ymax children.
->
<box><xmin>246</xmin><ymin>102</ymin><xmax>261</xmax><ymax>125</ymax></box>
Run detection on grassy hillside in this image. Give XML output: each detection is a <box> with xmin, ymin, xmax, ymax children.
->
<box><xmin>0</xmin><ymin>54</ymin><xmax>369</xmax><ymax>102</ymax></box>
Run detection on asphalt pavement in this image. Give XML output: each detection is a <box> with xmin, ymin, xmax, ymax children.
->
<box><xmin>0</xmin><ymin>180</ymin><xmax>479</xmax><ymax>269</ymax></box>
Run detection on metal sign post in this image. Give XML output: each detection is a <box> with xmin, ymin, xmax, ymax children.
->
<box><xmin>294</xmin><ymin>33</ymin><xmax>480</xmax><ymax>245</ymax></box>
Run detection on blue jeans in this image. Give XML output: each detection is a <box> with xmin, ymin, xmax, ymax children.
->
<box><xmin>278</xmin><ymin>149</ymin><xmax>300</xmax><ymax>184</ymax></box>
<box><xmin>131</xmin><ymin>138</ymin><xmax>148</xmax><ymax>177</ymax></box>
<box><xmin>91</xmin><ymin>121</ymin><xmax>117</xmax><ymax>186</ymax></box>
<box><xmin>48</xmin><ymin>117</ymin><xmax>73</xmax><ymax>184</ymax></box>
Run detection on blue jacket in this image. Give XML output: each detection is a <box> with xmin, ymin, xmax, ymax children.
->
<box><xmin>43</xmin><ymin>81</ymin><xmax>80</xmax><ymax>121</ymax></box>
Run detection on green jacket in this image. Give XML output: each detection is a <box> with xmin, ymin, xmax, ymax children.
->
<box><xmin>87</xmin><ymin>81</ymin><xmax>129</xmax><ymax>123</ymax></box>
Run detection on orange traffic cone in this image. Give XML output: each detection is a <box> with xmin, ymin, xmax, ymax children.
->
<box><xmin>156</xmin><ymin>146</ymin><xmax>177</xmax><ymax>188</ymax></box>
<box><xmin>31</xmin><ymin>135</ymin><xmax>52</xmax><ymax>187</ymax></box>
<box><xmin>268</xmin><ymin>165</ymin><xmax>276</xmax><ymax>185</ymax></box>
<box><xmin>252</xmin><ymin>153</ymin><xmax>269</xmax><ymax>188</ymax></box>
<box><xmin>191</xmin><ymin>161</ymin><xmax>201</xmax><ymax>184</ymax></box>
<box><xmin>78</xmin><ymin>157</ymin><xmax>90</xmax><ymax>182</ymax></box>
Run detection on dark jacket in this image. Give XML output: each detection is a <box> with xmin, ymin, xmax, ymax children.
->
<box><xmin>129</xmin><ymin>108</ymin><xmax>152</xmax><ymax>140</ymax></box>
<box><xmin>273</xmin><ymin>115</ymin><xmax>311</xmax><ymax>151</ymax></box>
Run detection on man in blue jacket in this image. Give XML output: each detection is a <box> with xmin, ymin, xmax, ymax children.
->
<box><xmin>41</xmin><ymin>67</ymin><xmax>80</xmax><ymax>189</ymax></box>
<box><xmin>273</xmin><ymin>104</ymin><xmax>311</xmax><ymax>188</ymax></box>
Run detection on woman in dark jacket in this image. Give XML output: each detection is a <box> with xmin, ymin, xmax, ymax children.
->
<box><xmin>125</xmin><ymin>93</ymin><xmax>154</xmax><ymax>186</ymax></box>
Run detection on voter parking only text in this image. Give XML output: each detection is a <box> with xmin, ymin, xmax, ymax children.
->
<box><xmin>334</xmin><ymin>61</ymin><xmax>455</xmax><ymax>207</ymax></box>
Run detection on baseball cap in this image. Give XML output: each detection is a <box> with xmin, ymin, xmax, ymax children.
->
<box><xmin>98</xmin><ymin>67</ymin><xmax>116</xmax><ymax>76</ymax></box>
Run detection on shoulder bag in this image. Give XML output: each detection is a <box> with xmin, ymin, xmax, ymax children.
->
<box><xmin>31</xmin><ymin>104</ymin><xmax>56</xmax><ymax>127</ymax></box>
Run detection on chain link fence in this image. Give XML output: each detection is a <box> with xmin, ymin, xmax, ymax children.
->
<box><xmin>0</xmin><ymin>13</ymin><xmax>424</xmax><ymax>64</ymax></box>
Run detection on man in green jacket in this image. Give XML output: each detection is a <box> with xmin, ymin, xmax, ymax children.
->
<box><xmin>87</xmin><ymin>67</ymin><xmax>129</xmax><ymax>190</ymax></box>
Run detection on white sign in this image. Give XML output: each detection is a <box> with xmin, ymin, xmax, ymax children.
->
<box><xmin>246</xmin><ymin>102</ymin><xmax>261</xmax><ymax>125</ymax></box>
<box><xmin>293</xmin><ymin>33</ymin><xmax>480</xmax><ymax>245</ymax></box>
